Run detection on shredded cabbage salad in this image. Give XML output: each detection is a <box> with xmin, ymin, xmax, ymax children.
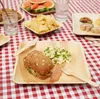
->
<box><xmin>44</xmin><ymin>46</ymin><xmax>72</xmax><ymax>64</ymax></box>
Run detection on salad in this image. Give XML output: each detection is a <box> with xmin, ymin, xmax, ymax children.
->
<box><xmin>44</xmin><ymin>45</ymin><xmax>72</xmax><ymax>64</ymax></box>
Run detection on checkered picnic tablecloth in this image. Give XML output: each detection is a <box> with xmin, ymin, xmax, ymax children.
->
<box><xmin>0</xmin><ymin>0</ymin><xmax>100</xmax><ymax>99</ymax></box>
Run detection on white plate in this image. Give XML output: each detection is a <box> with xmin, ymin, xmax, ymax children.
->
<box><xmin>72</xmin><ymin>13</ymin><xmax>100</xmax><ymax>36</ymax></box>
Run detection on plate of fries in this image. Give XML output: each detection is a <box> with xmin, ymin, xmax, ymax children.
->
<box><xmin>23</xmin><ymin>14</ymin><xmax>62</xmax><ymax>35</ymax></box>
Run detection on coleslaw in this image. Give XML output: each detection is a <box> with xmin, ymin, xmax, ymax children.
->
<box><xmin>44</xmin><ymin>46</ymin><xmax>72</xmax><ymax>64</ymax></box>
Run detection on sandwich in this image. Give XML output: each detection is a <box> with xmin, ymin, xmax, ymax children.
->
<box><xmin>23</xmin><ymin>50</ymin><xmax>54</xmax><ymax>80</ymax></box>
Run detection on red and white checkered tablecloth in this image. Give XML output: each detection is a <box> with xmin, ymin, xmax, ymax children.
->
<box><xmin>0</xmin><ymin>0</ymin><xmax>100</xmax><ymax>99</ymax></box>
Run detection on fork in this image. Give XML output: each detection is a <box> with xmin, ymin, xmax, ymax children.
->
<box><xmin>92</xmin><ymin>42</ymin><xmax>100</xmax><ymax>47</ymax></box>
<box><xmin>84</xmin><ymin>37</ymin><xmax>100</xmax><ymax>41</ymax></box>
<box><xmin>84</xmin><ymin>37</ymin><xmax>100</xmax><ymax>47</ymax></box>
<box><xmin>14</xmin><ymin>37</ymin><xmax>38</xmax><ymax>56</ymax></box>
<box><xmin>62</xmin><ymin>68</ymin><xmax>100</xmax><ymax>87</ymax></box>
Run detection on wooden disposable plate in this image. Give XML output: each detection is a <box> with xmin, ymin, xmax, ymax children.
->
<box><xmin>72</xmin><ymin>13</ymin><xmax>100</xmax><ymax>36</ymax></box>
<box><xmin>0</xmin><ymin>10</ymin><xmax>24</xmax><ymax>25</ymax></box>
<box><xmin>0</xmin><ymin>34</ymin><xmax>10</xmax><ymax>46</ymax></box>
<box><xmin>23</xmin><ymin>20</ymin><xmax>62</xmax><ymax>35</ymax></box>
<box><xmin>12</xmin><ymin>41</ymin><xmax>91</xmax><ymax>84</ymax></box>
<box><xmin>20</xmin><ymin>4</ymin><xmax>55</xmax><ymax>16</ymax></box>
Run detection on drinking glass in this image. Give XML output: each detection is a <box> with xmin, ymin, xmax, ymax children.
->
<box><xmin>2</xmin><ymin>11</ymin><xmax>18</xmax><ymax>36</ymax></box>
<box><xmin>55</xmin><ymin>0</ymin><xmax>70</xmax><ymax>22</ymax></box>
